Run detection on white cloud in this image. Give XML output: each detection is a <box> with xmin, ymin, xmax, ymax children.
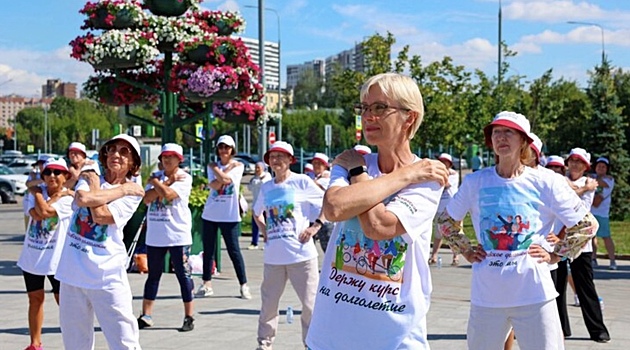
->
<box><xmin>504</xmin><ymin>0</ymin><xmax>630</xmax><ymax>23</ymax></box>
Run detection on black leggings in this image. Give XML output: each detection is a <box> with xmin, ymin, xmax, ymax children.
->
<box><xmin>201</xmin><ymin>220</ymin><xmax>247</xmax><ymax>284</ymax></box>
<box><xmin>22</xmin><ymin>270</ymin><xmax>60</xmax><ymax>294</ymax></box>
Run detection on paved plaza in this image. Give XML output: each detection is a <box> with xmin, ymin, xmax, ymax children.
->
<box><xmin>1</xmin><ymin>198</ymin><xmax>628</xmax><ymax>349</ymax></box>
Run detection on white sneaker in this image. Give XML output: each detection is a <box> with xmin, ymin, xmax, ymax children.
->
<box><xmin>196</xmin><ymin>285</ymin><xmax>213</xmax><ymax>297</ymax></box>
<box><xmin>240</xmin><ymin>285</ymin><xmax>252</xmax><ymax>299</ymax></box>
<box><xmin>574</xmin><ymin>294</ymin><xmax>580</xmax><ymax>307</ymax></box>
<box><xmin>248</xmin><ymin>244</ymin><xmax>259</xmax><ymax>250</ymax></box>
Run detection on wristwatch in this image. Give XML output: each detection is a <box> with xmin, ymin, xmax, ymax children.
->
<box><xmin>348</xmin><ymin>165</ymin><xmax>367</xmax><ymax>180</ymax></box>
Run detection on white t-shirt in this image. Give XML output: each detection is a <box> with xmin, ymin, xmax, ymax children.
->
<box><xmin>314</xmin><ymin>172</ymin><xmax>331</xmax><ymax>190</ymax></box>
<box><xmin>145</xmin><ymin>169</ymin><xmax>193</xmax><ymax>247</ymax></box>
<box><xmin>17</xmin><ymin>187</ymin><xmax>73</xmax><ymax>275</ymax></box>
<box><xmin>553</xmin><ymin>175</ymin><xmax>595</xmax><ymax>253</ymax></box>
<box><xmin>437</xmin><ymin>170</ymin><xmax>459</xmax><ymax>213</ymax></box>
<box><xmin>590</xmin><ymin>176</ymin><xmax>614</xmax><ymax>217</ymax></box>
<box><xmin>201</xmin><ymin>161</ymin><xmax>244</xmax><ymax>222</ymax></box>
<box><xmin>446</xmin><ymin>166</ymin><xmax>587</xmax><ymax>308</ymax></box>
<box><xmin>307</xmin><ymin>153</ymin><xmax>443</xmax><ymax>350</ymax></box>
<box><xmin>253</xmin><ymin>173</ymin><xmax>322</xmax><ymax>265</ymax></box>
<box><xmin>55</xmin><ymin>177</ymin><xmax>142</xmax><ymax>290</ymax></box>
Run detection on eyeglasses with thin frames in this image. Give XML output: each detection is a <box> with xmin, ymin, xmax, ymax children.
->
<box><xmin>42</xmin><ymin>169</ymin><xmax>65</xmax><ymax>177</ymax></box>
<box><xmin>106</xmin><ymin>144</ymin><xmax>132</xmax><ymax>157</ymax></box>
<box><xmin>354</xmin><ymin>102</ymin><xmax>410</xmax><ymax>117</ymax></box>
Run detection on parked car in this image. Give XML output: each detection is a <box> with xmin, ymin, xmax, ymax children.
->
<box><xmin>451</xmin><ymin>156</ymin><xmax>468</xmax><ymax>170</ymax></box>
<box><xmin>0</xmin><ymin>164</ymin><xmax>28</xmax><ymax>195</ymax></box>
<box><xmin>233</xmin><ymin>156</ymin><xmax>256</xmax><ymax>175</ymax></box>
<box><xmin>0</xmin><ymin>177</ymin><xmax>17</xmax><ymax>204</ymax></box>
<box><xmin>6</xmin><ymin>157</ymin><xmax>37</xmax><ymax>175</ymax></box>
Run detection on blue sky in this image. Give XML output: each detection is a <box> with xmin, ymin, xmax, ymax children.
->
<box><xmin>1</xmin><ymin>0</ymin><xmax>630</xmax><ymax>97</ymax></box>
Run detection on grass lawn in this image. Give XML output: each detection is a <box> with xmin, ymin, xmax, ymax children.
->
<box><xmin>462</xmin><ymin>215</ymin><xmax>630</xmax><ymax>256</ymax></box>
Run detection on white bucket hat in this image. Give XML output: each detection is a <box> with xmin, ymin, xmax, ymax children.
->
<box><xmin>312</xmin><ymin>152</ymin><xmax>330</xmax><ymax>167</ymax></box>
<box><xmin>437</xmin><ymin>153</ymin><xmax>453</xmax><ymax>165</ymax></box>
<box><xmin>545</xmin><ymin>155</ymin><xmax>565</xmax><ymax>168</ymax></box>
<box><xmin>43</xmin><ymin>158</ymin><xmax>69</xmax><ymax>172</ymax></box>
<box><xmin>80</xmin><ymin>162</ymin><xmax>102</xmax><ymax>176</ymax></box>
<box><xmin>483</xmin><ymin>111</ymin><xmax>533</xmax><ymax>147</ymax></box>
<box><xmin>304</xmin><ymin>163</ymin><xmax>314</xmax><ymax>172</ymax></box>
<box><xmin>159</xmin><ymin>143</ymin><xmax>184</xmax><ymax>162</ymax></box>
<box><xmin>353</xmin><ymin>145</ymin><xmax>372</xmax><ymax>155</ymax></box>
<box><xmin>68</xmin><ymin>142</ymin><xmax>87</xmax><ymax>156</ymax></box>
<box><xmin>103</xmin><ymin>134</ymin><xmax>141</xmax><ymax>162</ymax></box>
<box><xmin>264</xmin><ymin>141</ymin><xmax>296</xmax><ymax>165</ymax></box>
<box><xmin>566</xmin><ymin>148</ymin><xmax>591</xmax><ymax>168</ymax></box>
<box><xmin>529</xmin><ymin>133</ymin><xmax>543</xmax><ymax>158</ymax></box>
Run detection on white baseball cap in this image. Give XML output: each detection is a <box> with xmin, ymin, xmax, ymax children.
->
<box><xmin>312</xmin><ymin>152</ymin><xmax>329</xmax><ymax>167</ymax></box>
<box><xmin>483</xmin><ymin>111</ymin><xmax>533</xmax><ymax>147</ymax></box>
<box><xmin>566</xmin><ymin>148</ymin><xmax>591</xmax><ymax>168</ymax></box>
<box><xmin>545</xmin><ymin>155</ymin><xmax>565</xmax><ymax>168</ymax></box>
<box><xmin>353</xmin><ymin>145</ymin><xmax>372</xmax><ymax>155</ymax></box>
<box><xmin>264</xmin><ymin>141</ymin><xmax>296</xmax><ymax>164</ymax></box>
<box><xmin>32</xmin><ymin>154</ymin><xmax>52</xmax><ymax>166</ymax></box>
<box><xmin>437</xmin><ymin>153</ymin><xmax>453</xmax><ymax>165</ymax></box>
<box><xmin>217</xmin><ymin>135</ymin><xmax>236</xmax><ymax>148</ymax></box>
<box><xmin>43</xmin><ymin>158</ymin><xmax>69</xmax><ymax>172</ymax></box>
<box><xmin>304</xmin><ymin>163</ymin><xmax>314</xmax><ymax>172</ymax></box>
<box><xmin>103</xmin><ymin>134</ymin><xmax>141</xmax><ymax>162</ymax></box>
<box><xmin>159</xmin><ymin>143</ymin><xmax>184</xmax><ymax>162</ymax></box>
<box><xmin>68</xmin><ymin>142</ymin><xmax>87</xmax><ymax>156</ymax></box>
<box><xmin>81</xmin><ymin>162</ymin><xmax>102</xmax><ymax>176</ymax></box>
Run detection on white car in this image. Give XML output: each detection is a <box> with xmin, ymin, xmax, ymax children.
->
<box><xmin>0</xmin><ymin>164</ymin><xmax>29</xmax><ymax>195</ymax></box>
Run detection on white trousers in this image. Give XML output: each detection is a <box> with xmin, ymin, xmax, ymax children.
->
<box><xmin>467</xmin><ymin>300</ymin><xmax>564</xmax><ymax>350</ymax></box>
<box><xmin>60</xmin><ymin>283</ymin><xmax>141</xmax><ymax>350</ymax></box>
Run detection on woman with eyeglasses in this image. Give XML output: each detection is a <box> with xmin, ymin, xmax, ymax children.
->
<box><xmin>17</xmin><ymin>158</ymin><xmax>74</xmax><ymax>350</ymax></box>
<box><xmin>306</xmin><ymin>73</ymin><xmax>450</xmax><ymax>350</ymax></box>
<box><xmin>55</xmin><ymin>134</ymin><xmax>145</xmax><ymax>350</ymax></box>
<box><xmin>197</xmin><ymin>135</ymin><xmax>251</xmax><ymax>299</ymax></box>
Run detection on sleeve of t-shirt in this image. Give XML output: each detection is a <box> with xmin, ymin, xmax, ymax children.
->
<box><xmin>228</xmin><ymin>163</ymin><xmax>244</xmax><ymax>185</ymax></box>
<box><xmin>328</xmin><ymin>164</ymin><xmax>350</xmax><ymax>188</ymax></box>
<box><xmin>50</xmin><ymin>195</ymin><xmax>75</xmax><ymax>220</ymax></box>
<box><xmin>446</xmin><ymin>175</ymin><xmax>473</xmax><ymax>221</ymax></box>
<box><xmin>603</xmin><ymin>177</ymin><xmax>615</xmax><ymax>197</ymax></box>
<box><xmin>549</xmin><ymin>175</ymin><xmax>588</xmax><ymax>228</ymax></box>
<box><xmin>386</xmin><ymin>182</ymin><xmax>442</xmax><ymax>242</ymax></box>
<box><xmin>253</xmin><ymin>184</ymin><xmax>266</xmax><ymax>217</ymax></box>
<box><xmin>107</xmin><ymin>193</ymin><xmax>142</xmax><ymax>228</ymax></box>
<box><xmin>169</xmin><ymin>171</ymin><xmax>193</xmax><ymax>201</ymax></box>
<box><xmin>302</xmin><ymin>177</ymin><xmax>325</xmax><ymax>221</ymax></box>
<box><xmin>207</xmin><ymin>165</ymin><xmax>217</xmax><ymax>183</ymax></box>
<box><xmin>75</xmin><ymin>178</ymin><xmax>90</xmax><ymax>192</ymax></box>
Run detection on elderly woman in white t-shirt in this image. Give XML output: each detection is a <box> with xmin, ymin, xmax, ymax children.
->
<box><xmin>137</xmin><ymin>143</ymin><xmax>195</xmax><ymax>332</ymax></box>
<box><xmin>17</xmin><ymin>158</ymin><xmax>74</xmax><ymax>350</ymax></box>
<box><xmin>307</xmin><ymin>73</ymin><xmax>450</xmax><ymax>350</ymax></box>
<box><xmin>428</xmin><ymin>153</ymin><xmax>460</xmax><ymax>266</ymax></box>
<box><xmin>437</xmin><ymin>112</ymin><xmax>600</xmax><ymax>349</ymax></box>
<box><xmin>55</xmin><ymin>134</ymin><xmax>145</xmax><ymax>350</ymax></box>
<box><xmin>252</xmin><ymin>141</ymin><xmax>325</xmax><ymax>350</ymax></box>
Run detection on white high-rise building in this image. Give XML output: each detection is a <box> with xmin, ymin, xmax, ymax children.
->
<box><xmin>239</xmin><ymin>37</ymin><xmax>280</xmax><ymax>91</ymax></box>
<box><xmin>286</xmin><ymin>59</ymin><xmax>325</xmax><ymax>90</ymax></box>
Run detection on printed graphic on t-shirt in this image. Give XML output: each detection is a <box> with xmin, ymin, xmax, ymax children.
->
<box><xmin>264</xmin><ymin>187</ymin><xmax>296</xmax><ymax>240</ymax></box>
<box><xmin>332</xmin><ymin>217</ymin><xmax>407</xmax><ymax>283</ymax></box>
<box><xmin>148</xmin><ymin>197</ymin><xmax>173</xmax><ymax>222</ymax></box>
<box><xmin>477</xmin><ymin>186</ymin><xmax>539</xmax><ymax>265</ymax></box>
<box><xmin>212</xmin><ymin>183</ymin><xmax>235</xmax><ymax>197</ymax></box>
<box><xmin>28</xmin><ymin>216</ymin><xmax>58</xmax><ymax>241</ymax></box>
<box><xmin>69</xmin><ymin>207</ymin><xmax>108</xmax><ymax>243</ymax></box>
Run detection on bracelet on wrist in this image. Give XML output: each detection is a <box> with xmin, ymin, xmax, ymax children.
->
<box><xmin>315</xmin><ymin>218</ymin><xmax>325</xmax><ymax>226</ymax></box>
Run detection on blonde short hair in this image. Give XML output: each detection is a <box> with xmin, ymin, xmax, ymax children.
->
<box><xmin>360</xmin><ymin>73</ymin><xmax>424</xmax><ymax>140</ymax></box>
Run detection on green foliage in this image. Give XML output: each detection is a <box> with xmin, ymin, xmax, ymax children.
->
<box><xmin>189</xmin><ymin>176</ymin><xmax>209</xmax><ymax>209</ymax></box>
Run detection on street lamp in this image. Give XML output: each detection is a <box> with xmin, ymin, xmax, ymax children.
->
<box><xmin>244</xmin><ymin>3</ymin><xmax>282</xmax><ymax>143</ymax></box>
<box><xmin>567</xmin><ymin>21</ymin><xmax>605</xmax><ymax>64</ymax></box>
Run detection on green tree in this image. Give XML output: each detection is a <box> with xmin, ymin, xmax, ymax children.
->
<box><xmin>292</xmin><ymin>69</ymin><xmax>324</xmax><ymax>109</ymax></box>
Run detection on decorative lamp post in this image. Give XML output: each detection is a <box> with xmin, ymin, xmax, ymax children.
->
<box><xmin>567</xmin><ymin>21</ymin><xmax>606</xmax><ymax>65</ymax></box>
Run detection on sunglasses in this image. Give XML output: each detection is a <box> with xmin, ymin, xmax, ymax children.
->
<box><xmin>106</xmin><ymin>144</ymin><xmax>132</xmax><ymax>157</ymax></box>
<box><xmin>42</xmin><ymin>169</ymin><xmax>65</xmax><ymax>176</ymax></box>
<box><xmin>353</xmin><ymin>102</ymin><xmax>410</xmax><ymax>117</ymax></box>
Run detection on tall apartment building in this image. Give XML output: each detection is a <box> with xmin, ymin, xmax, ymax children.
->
<box><xmin>286</xmin><ymin>59</ymin><xmax>325</xmax><ymax>90</ymax></box>
<box><xmin>0</xmin><ymin>96</ymin><xmax>52</xmax><ymax>130</ymax></box>
<box><xmin>42</xmin><ymin>79</ymin><xmax>77</xmax><ymax>99</ymax></box>
<box><xmin>239</xmin><ymin>37</ymin><xmax>280</xmax><ymax>91</ymax></box>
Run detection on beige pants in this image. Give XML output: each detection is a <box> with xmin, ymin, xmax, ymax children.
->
<box><xmin>257</xmin><ymin>258</ymin><xmax>319</xmax><ymax>346</ymax></box>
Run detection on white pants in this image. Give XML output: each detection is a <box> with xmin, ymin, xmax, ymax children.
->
<box><xmin>60</xmin><ymin>283</ymin><xmax>141</xmax><ymax>350</ymax></box>
<box><xmin>258</xmin><ymin>258</ymin><xmax>319</xmax><ymax>346</ymax></box>
<box><xmin>467</xmin><ymin>300</ymin><xmax>564</xmax><ymax>350</ymax></box>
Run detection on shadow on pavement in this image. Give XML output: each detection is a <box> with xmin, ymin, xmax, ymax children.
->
<box><xmin>594</xmin><ymin>268</ymin><xmax>630</xmax><ymax>280</ymax></box>
<box><xmin>0</xmin><ymin>260</ymin><xmax>22</xmax><ymax>276</ymax></box>
<box><xmin>427</xmin><ymin>333</ymin><xmax>467</xmax><ymax>340</ymax></box>
<box><xmin>0</xmin><ymin>326</ymin><xmax>61</xmax><ymax>335</ymax></box>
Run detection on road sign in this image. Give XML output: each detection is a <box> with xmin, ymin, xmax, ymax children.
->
<box><xmin>325</xmin><ymin>124</ymin><xmax>332</xmax><ymax>146</ymax></box>
<box><xmin>196</xmin><ymin>123</ymin><xmax>204</xmax><ymax>139</ymax></box>
<box><xmin>269</xmin><ymin>131</ymin><xmax>276</xmax><ymax>144</ymax></box>
<box><xmin>355</xmin><ymin>115</ymin><xmax>362</xmax><ymax>130</ymax></box>
<box><xmin>355</xmin><ymin>130</ymin><xmax>362</xmax><ymax>141</ymax></box>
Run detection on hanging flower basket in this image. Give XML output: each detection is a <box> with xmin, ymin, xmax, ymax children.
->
<box><xmin>145</xmin><ymin>15</ymin><xmax>203</xmax><ymax>52</ymax></box>
<box><xmin>213</xmin><ymin>101</ymin><xmax>265</xmax><ymax>124</ymax></box>
<box><xmin>178</xmin><ymin>36</ymin><xmax>250</xmax><ymax>67</ymax></box>
<box><xmin>184</xmin><ymin>89</ymin><xmax>240</xmax><ymax>103</ymax></box>
<box><xmin>144</xmin><ymin>0</ymin><xmax>201</xmax><ymax>17</ymax></box>
<box><xmin>80</xmin><ymin>0</ymin><xmax>146</xmax><ymax>30</ymax></box>
<box><xmin>84</xmin><ymin>71</ymin><xmax>160</xmax><ymax>106</ymax></box>
<box><xmin>176</xmin><ymin>63</ymin><xmax>263</xmax><ymax>102</ymax></box>
<box><xmin>190</xmin><ymin>10</ymin><xmax>246</xmax><ymax>36</ymax></box>
<box><xmin>70</xmin><ymin>30</ymin><xmax>160</xmax><ymax>71</ymax></box>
